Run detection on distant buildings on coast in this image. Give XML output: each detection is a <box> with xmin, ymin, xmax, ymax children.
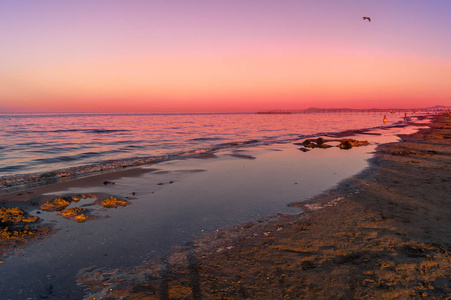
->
<box><xmin>256</xmin><ymin>106</ymin><xmax>450</xmax><ymax>115</ymax></box>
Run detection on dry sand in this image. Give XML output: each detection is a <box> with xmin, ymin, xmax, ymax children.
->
<box><xmin>76</xmin><ymin>115</ymin><xmax>451</xmax><ymax>299</ymax></box>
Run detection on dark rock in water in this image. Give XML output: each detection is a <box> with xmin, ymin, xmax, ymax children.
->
<box><xmin>339</xmin><ymin>139</ymin><xmax>369</xmax><ymax>149</ymax></box>
<box><xmin>302</xmin><ymin>138</ymin><xmax>331</xmax><ymax>149</ymax></box>
<box><xmin>299</xmin><ymin>147</ymin><xmax>310</xmax><ymax>152</ymax></box>
<box><xmin>303</xmin><ymin>139</ymin><xmax>315</xmax><ymax>148</ymax></box>
<box><xmin>317</xmin><ymin>143</ymin><xmax>332</xmax><ymax>149</ymax></box>
<box><xmin>316</xmin><ymin>137</ymin><xmax>326</xmax><ymax>145</ymax></box>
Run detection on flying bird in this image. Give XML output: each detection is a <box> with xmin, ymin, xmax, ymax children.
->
<box><xmin>362</xmin><ymin>16</ymin><xmax>371</xmax><ymax>22</ymax></box>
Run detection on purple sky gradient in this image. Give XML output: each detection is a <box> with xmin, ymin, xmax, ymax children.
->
<box><xmin>1</xmin><ymin>0</ymin><xmax>450</xmax><ymax>112</ymax></box>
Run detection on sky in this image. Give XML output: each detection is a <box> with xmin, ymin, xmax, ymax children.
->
<box><xmin>1</xmin><ymin>0</ymin><xmax>451</xmax><ymax>113</ymax></box>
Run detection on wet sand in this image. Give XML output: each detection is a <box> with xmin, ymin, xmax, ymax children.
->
<box><xmin>75</xmin><ymin>115</ymin><xmax>451</xmax><ymax>299</ymax></box>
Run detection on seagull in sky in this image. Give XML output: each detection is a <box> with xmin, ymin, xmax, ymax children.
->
<box><xmin>362</xmin><ymin>16</ymin><xmax>371</xmax><ymax>22</ymax></box>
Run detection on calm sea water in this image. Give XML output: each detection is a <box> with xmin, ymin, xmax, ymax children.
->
<box><xmin>0</xmin><ymin>112</ymin><xmax>405</xmax><ymax>182</ymax></box>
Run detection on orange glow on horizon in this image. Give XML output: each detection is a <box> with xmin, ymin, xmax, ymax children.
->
<box><xmin>2</xmin><ymin>48</ymin><xmax>449</xmax><ymax>113</ymax></box>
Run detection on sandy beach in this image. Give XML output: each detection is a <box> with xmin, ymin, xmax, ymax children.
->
<box><xmin>3</xmin><ymin>1</ymin><xmax>451</xmax><ymax>299</ymax></box>
<box><xmin>74</xmin><ymin>114</ymin><xmax>451</xmax><ymax>299</ymax></box>
<box><xmin>1</xmin><ymin>114</ymin><xmax>450</xmax><ymax>299</ymax></box>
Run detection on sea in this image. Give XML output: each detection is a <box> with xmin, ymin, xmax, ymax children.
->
<box><xmin>1</xmin><ymin>112</ymin><xmax>408</xmax><ymax>188</ymax></box>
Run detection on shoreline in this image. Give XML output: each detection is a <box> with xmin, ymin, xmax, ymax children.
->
<box><xmin>76</xmin><ymin>114</ymin><xmax>451</xmax><ymax>299</ymax></box>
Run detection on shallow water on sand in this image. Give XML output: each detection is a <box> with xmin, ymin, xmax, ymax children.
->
<box><xmin>0</xmin><ymin>124</ymin><xmax>423</xmax><ymax>299</ymax></box>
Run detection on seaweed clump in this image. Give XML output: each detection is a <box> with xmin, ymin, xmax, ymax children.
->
<box><xmin>0</xmin><ymin>207</ymin><xmax>38</xmax><ymax>224</ymax></box>
<box><xmin>59</xmin><ymin>207</ymin><xmax>89</xmax><ymax>223</ymax></box>
<box><xmin>41</xmin><ymin>198</ymin><xmax>71</xmax><ymax>212</ymax></box>
<box><xmin>1</xmin><ymin>207</ymin><xmax>49</xmax><ymax>258</ymax></box>
<box><xmin>101</xmin><ymin>197</ymin><xmax>130</xmax><ymax>208</ymax></box>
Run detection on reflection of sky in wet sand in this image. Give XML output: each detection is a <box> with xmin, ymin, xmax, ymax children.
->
<box><xmin>0</xmin><ymin>124</ymin><xmax>426</xmax><ymax>299</ymax></box>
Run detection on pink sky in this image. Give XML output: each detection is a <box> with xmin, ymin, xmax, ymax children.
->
<box><xmin>1</xmin><ymin>0</ymin><xmax>450</xmax><ymax>113</ymax></box>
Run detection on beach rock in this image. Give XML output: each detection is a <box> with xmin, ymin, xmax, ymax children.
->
<box><xmin>338</xmin><ymin>139</ymin><xmax>369</xmax><ymax>149</ymax></box>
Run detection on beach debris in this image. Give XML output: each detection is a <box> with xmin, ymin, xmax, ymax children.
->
<box><xmin>298</xmin><ymin>147</ymin><xmax>310</xmax><ymax>152</ymax></box>
<box><xmin>40</xmin><ymin>198</ymin><xmax>71</xmax><ymax>212</ymax></box>
<box><xmin>103</xmin><ymin>180</ymin><xmax>115</xmax><ymax>185</ymax></box>
<box><xmin>100</xmin><ymin>197</ymin><xmax>130</xmax><ymax>208</ymax></box>
<box><xmin>338</xmin><ymin>139</ymin><xmax>369</xmax><ymax>149</ymax></box>
<box><xmin>59</xmin><ymin>207</ymin><xmax>89</xmax><ymax>223</ymax></box>
<box><xmin>157</xmin><ymin>182</ymin><xmax>164</xmax><ymax>185</ymax></box>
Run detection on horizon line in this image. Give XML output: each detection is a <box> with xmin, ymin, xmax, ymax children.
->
<box><xmin>1</xmin><ymin>105</ymin><xmax>449</xmax><ymax>115</ymax></box>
